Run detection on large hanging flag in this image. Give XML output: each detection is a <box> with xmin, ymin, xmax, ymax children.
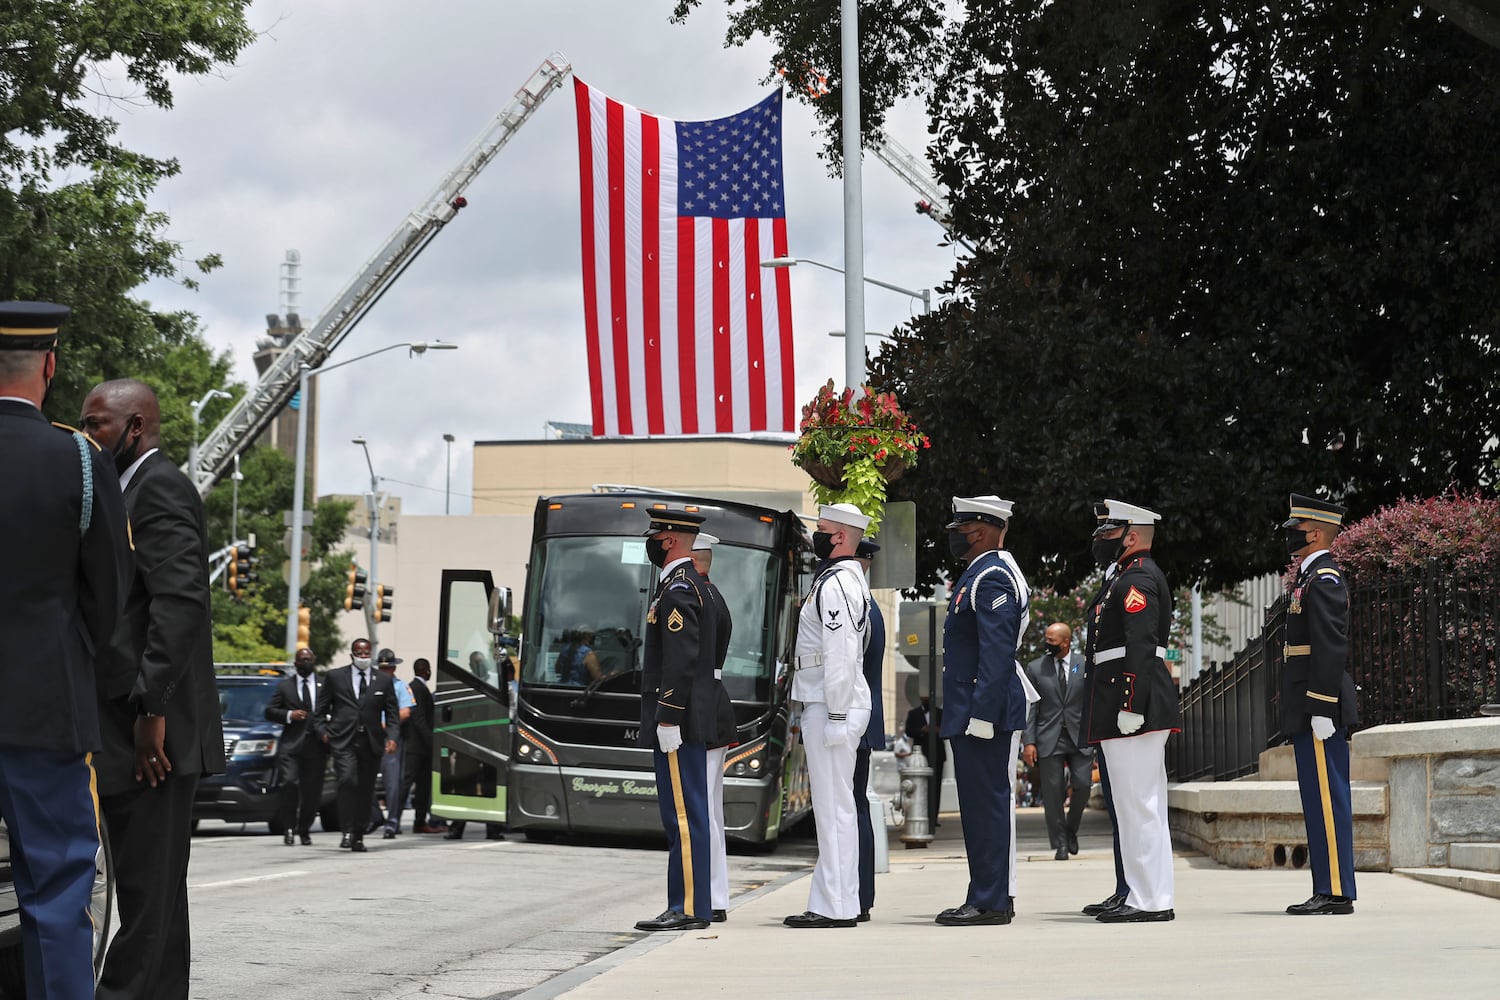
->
<box><xmin>574</xmin><ymin>78</ymin><xmax>795</xmax><ymax>436</ymax></box>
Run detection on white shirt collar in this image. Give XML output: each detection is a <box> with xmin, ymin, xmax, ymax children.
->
<box><xmin>658</xmin><ymin>556</ymin><xmax>693</xmax><ymax>581</ymax></box>
<box><xmin>0</xmin><ymin>396</ymin><xmax>38</xmax><ymax>408</ymax></box>
<box><xmin>1300</xmin><ymin>548</ymin><xmax>1330</xmax><ymax>573</ymax></box>
<box><xmin>118</xmin><ymin>447</ymin><xmax>159</xmax><ymax>491</ymax></box>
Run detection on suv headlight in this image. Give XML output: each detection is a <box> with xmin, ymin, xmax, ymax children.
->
<box><xmin>233</xmin><ymin>738</ymin><xmax>277</xmax><ymax>758</ymax></box>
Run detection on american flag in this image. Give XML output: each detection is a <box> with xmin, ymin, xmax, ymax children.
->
<box><xmin>574</xmin><ymin>78</ymin><xmax>796</xmax><ymax>436</ymax></box>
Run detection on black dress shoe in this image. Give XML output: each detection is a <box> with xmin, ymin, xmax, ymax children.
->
<box><xmin>783</xmin><ymin>911</ymin><xmax>857</xmax><ymax>929</ymax></box>
<box><xmin>1082</xmin><ymin>891</ymin><xmax>1127</xmax><ymax>916</ymax></box>
<box><xmin>1067</xmin><ymin>831</ymin><xmax>1079</xmax><ymax>855</ymax></box>
<box><xmin>710</xmin><ymin>909</ymin><xmax>727</xmax><ymax>923</ymax></box>
<box><xmin>1096</xmin><ymin>905</ymin><xmax>1174</xmax><ymax>923</ymax></box>
<box><xmin>339</xmin><ymin>833</ymin><xmax>352</xmax><ymax>850</ymax></box>
<box><xmin>857</xmin><ymin>910</ymin><xmax>871</xmax><ymax>923</ymax></box>
<box><xmin>444</xmin><ymin>828</ymin><xmax>464</xmax><ymax>840</ymax></box>
<box><xmin>1054</xmin><ymin>846</ymin><xmax>1069</xmax><ymax>861</ymax></box>
<box><xmin>283</xmin><ymin>832</ymin><xmax>295</xmax><ymax>846</ymax></box>
<box><xmin>635</xmin><ymin>910</ymin><xmax>709</xmax><ymax>932</ymax></box>
<box><xmin>935</xmin><ymin>903</ymin><xmax>1012</xmax><ymax>926</ymax></box>
<box><xmin>1286</xmin><ymin>894</ymin><xmax>1353</xmax><ymax>915</ymax></box>
<box><xmin>382</xmin><ymin>829</ymin><xmax>396</xmax><ymax>840</ymax></box>
<box><xmin>299</xmin><ymin>833</ymin><xmax>312</xmax><ymax>846</ymax></box>
<box><xmin>349</xmin><ymin>839</ymin><xmax>368</xmax><ymax>853</ymax></box>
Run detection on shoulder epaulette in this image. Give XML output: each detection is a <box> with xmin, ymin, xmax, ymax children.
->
<box><xmin>52</xmin><ymin>421</ymin><xmax>103</xmax><ymax>451</ymax></box>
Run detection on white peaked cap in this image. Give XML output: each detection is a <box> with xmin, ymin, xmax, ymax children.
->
<box><xmin>1096</xmin><ymin>498</ymin><xmax>1162</xmax><ymax>525</ymax></box>
<box><xmin>819</xmin><ymin>503</ymin><xmax>871</xmax><ymax>531</ymax></box>
<box><xmin>692</xmin><ymin>532</ymin><xmax>719</xmax><ymax>552</ymax></box>
<box><xmin>946</xmin><ymin>495</ymin><xmax>1015</xmax><ymax>528</ymax></box>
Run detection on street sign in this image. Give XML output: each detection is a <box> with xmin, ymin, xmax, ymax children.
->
<box><xmin>280</xmin><ymin>559</ymin><xmax>312</xmax><ymax>587</ymax></box>
<box><xmin>1165</xmin><ymin>648</ymin><xmax>1182</xmax><ymax>662</ymax></box>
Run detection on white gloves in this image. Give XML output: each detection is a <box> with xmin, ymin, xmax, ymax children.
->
<box><xmin>823</xmin><ymin>721</ymin><xmax>848</xmax><ymax>748</ymax></box>
<box><xmin>1117</xmin><ymin>711</ymin><xmax>1145</xmax><ymax>735</ymax></box>
<box><xmin>1310</xmin><ymin>716</ymin><xmax>1336</xmax><ymax>741</ymax></box>
<box><xmin>964</xmin><ymin>718</ymin><xmax>995</xmax><ymax>740</ymax></box>
<box><xmin>656</xmin><ymin>724</ymin><xmax>682</xmax><ymax>754</ymax></box>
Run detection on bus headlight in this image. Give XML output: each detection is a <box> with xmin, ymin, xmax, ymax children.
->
<box><xmin>724</xmin><ymin>741</ymin><xmax>766</xmax><ymax>777</ymax></box>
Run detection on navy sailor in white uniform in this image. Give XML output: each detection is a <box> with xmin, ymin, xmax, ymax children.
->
<box><xmin>784</xmin><ymin>503</ymin><xmax>873</xmax><ymax>929</ymax></box>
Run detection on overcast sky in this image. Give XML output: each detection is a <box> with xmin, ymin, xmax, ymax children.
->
<box><xmin>113</xmin><ymin>0</ymin><xmax>961</xmax><ymax>515</ymax></box>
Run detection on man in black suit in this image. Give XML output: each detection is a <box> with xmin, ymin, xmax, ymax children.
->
<box><xmin>1022</xmin><ymin>622</ymin><xmax>1092</xmax><ymax>861</ymax></box>
<box><xmin>903</xmin><ymin>694</ymin><xmax>944</xmax><ymax>828</ymax></box>
<box><xmin>323</xmin><ymin>637</ymin><xmax>400</xmax><ymax>851</ymax></box>
<box><xmin>266</xmin><ymin>648</ymin><xmax>329</xmax><ymax>846</ymax></box>
<box><xmin>0</xmin><ymin>301</ymin><xmax>131</xmax><ymax>1000</ymax></box>
<box><xmin>405</xmin><ymin>657</ymin><xmax>443</xmax><ymax>834</ymax></box>
<box><xmin>80</xmin><ymin>378</ymin><xmax>226</xmax><ymax>999</ymax></box>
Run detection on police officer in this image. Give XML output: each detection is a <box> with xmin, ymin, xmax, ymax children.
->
<box><xmin>785</xmin><ymin>503</ymin><xmax>873</xmax><ymax>929</ymax></box>
<box><xmin>0</xmin><ymin>300</ymin><xmax>131</xmax><ymax>999</ymax></box>
<box><xmin>634</xmin><ymin>509</ymin><xmax>720</xmax><ymax>932</ymax></box>
<box><xmin>1281</xmin><ymin>493</ymin><xmax>1359</xmax><ymax>915</ymax></box>
<box><xmin>936</xmin><ymin>495</ymin><xmax>1029</xmax><ymax>926</ymax></box>
<box><xmin>1084</xmin><ymin>499</ymin><xmax>1181</xmax><ymax>923</ymax></box>
<box><xmin>853</xmin><ymin>539</ymin><xmax>886</xmax><ymax>922</ymax></box>
<box><xmin>689</xmin><ymin>531</ymin><xmax>736</xmax><ymax>923</ymax></box>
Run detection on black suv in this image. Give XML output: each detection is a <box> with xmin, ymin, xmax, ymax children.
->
<box><xmin>194</xmin><ymin>666</ymin><xmax>338</xmax><ymax>834</ymax></box>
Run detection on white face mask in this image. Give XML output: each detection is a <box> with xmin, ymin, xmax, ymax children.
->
<box><xmin>353</xmin><ymin>656</ymin><xmax>372</xmax><ymax>669</ymax></box>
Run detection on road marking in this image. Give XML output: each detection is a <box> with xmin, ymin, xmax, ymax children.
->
<box><xmin>190</xmin><ymin>870</ymin><xmax>310</xmax><ymax>890</ymax></box>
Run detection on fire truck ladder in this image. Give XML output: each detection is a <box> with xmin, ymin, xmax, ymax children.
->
<box><xmin>188</xmin><ymin>52</ymin><xmax>573</xmax><ymax>496</ymax></box>
<box><xmin>868</xmin><ymin>133</ymin><xmax>975</xmax><ymax>254</ymax></box>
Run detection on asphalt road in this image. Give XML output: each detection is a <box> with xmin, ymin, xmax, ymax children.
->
<box><xmin>184</xmin><ymin>822</ymin><xmax>815</xmax><ymax>1000</ymax></box>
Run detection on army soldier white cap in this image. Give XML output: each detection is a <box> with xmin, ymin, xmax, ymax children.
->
<box><xmin>945</xmin><ymin>495</ymin><xmax>1014</xmax><ymax>529</ymax></box>
<box><xmin>692</xmin><ymin>532</ymin><xmax>719</xmax><ymax>552</ymax></box>
<box><xmin>819</xmin><ymin>503</ymin><xmax>870</xmax><ymax>531</ymax></box>
<box><xmin>1092</xmin><ymin>499</ymin><xmax>1161</xmax><ymax>535</ymax></box>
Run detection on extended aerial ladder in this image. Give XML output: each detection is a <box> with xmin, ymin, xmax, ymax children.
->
<box><xmin>868</xmin><ymin>133</ymin><xmax>975</xmax><ymax>254</ymax></box>
<box><xmin>187</xmin><ymin>53</ymin><xmax>572</xmax><ymax>496</ymax></box>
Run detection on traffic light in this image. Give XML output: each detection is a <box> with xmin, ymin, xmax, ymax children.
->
<box><xmin>376</xmin><ymin>584</ymin><xmax>394</xmax><ymax>623</ymax></box>
<box><xmin>230</xmin><ymin>542</ymin><xmax>258</xmax><ymax>597</ymax></box>
<box><xmin>344</xmin><ymin>564</ymin><xmax>368</xmax><ymax>611</ymax></box>
<box><xmin>227</xmin><ymin>551</ymin><xmax>239</xmax><ymax>596</ymax></box>
<box><xmin>296</xmin><ymin>606</ymin><xmax>311</xmax><ymax>647</ymax></box>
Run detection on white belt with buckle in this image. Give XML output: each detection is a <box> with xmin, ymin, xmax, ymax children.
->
<box><xmin>1094</xmin><ymin>645</ymin><xmax>1167</xmax><ymax>664</ymax></box>
<box><xmin>795</xmin><ymin>653</ymin><xmax>824</xmax><ymax>670</ymax></box>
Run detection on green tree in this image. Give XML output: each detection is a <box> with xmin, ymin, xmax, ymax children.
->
<box><xmin>676</xmin><ymin>2</ymin><xmax>1500</xmax><ymax>591</ymax></box>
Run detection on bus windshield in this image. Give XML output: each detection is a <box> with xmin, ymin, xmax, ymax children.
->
<box><xmin>521</xmin><ymin>534</ymin><xmax>779</xmax><ymax>701</ymax></box>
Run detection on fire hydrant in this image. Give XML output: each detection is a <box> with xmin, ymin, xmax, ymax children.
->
<box><xmin>898</xmin><ymin>746</ymin><xmax>934</xmax><ymax>848</ymax></box>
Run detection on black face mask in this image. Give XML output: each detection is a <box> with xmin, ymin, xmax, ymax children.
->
<box><xmin>812</xmin><ymin>531</ymin><xmax>836</xmax><ymax>560</ymax></box>
<box><xmin>110</xmin><ymin>415</ymin><xmax>142</xmax><ymax>476</ymax></box>
<box><xmin>1285</xmin><ymin>526</ymin><xmax>1314</xmax><ymax>554</ymax></box>
<box><xmin>646</xmin><ymin>537</ymin><xmax>670</xmax><ymax>568</ymax></box>
<box><xmin>1091</xmin><ymin>536</ymin><xmax>1121</xmax><ymax>568</ymax></box>
<box><xmin>295</xmin><ymin>662</ymin><xmax>315</xmax><ymax>678</ymax></box>
<box><xmin>947</xmin><ymin>530</ymin><xmax>972</xmax><ymax>561</ymax></box>
<box><xmin>1042</xmin><ymin>641</ymin><xmax>1061</xmax><ymax>657</ymax></box>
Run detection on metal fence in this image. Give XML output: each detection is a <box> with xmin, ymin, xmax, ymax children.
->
<box><xmin>1170</xmin><ymin>560</ymin><xmax>1500</xmax><ymax>780</ymax></box>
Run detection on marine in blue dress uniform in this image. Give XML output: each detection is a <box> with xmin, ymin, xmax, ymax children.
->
<box><xmin>853</xmin><ymin>539</ymin><xmax>886</xmax><ymax>921</ymax></box>
<box><xmin>1281</xmin><ymin>493</ymin><xmax>1359</xmax><ymax>915</ymax></box>
<box><xmin>0</xmin><ymin>301</ymin><xmax>132</xmax><ymax>999</ymax></box>
<box><xmin>936</xmin><ymin>495</ymin><xmax>1029</xmax><ymax>926</ymax></box>
<box><xmin>634</xmin><ymin>509</ymin><xmax>720</xmax><ymax>932</ymax></box>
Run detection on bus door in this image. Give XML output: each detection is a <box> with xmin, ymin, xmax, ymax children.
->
<box><xmin>432</xmin><ymin>569</ymin><xmax>512</xmax><ymax>826</ymax></box>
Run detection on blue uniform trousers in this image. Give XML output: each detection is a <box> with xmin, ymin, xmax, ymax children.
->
<box><xmin>653</xmin><ymin>742</ymin><xmax>712</xmax><ymax>919</ymax></box>
<box><xmin>1096</xmin><ymin>750</ymin><xmax>1130</xmax><ymax>897</ymax></box>
<box><xmin>0</xmin><ymin>748</ymin><xmax>100</xmax><ymax>1000</ymax></box>
<box><xmin>853</xmin><ymin>746</ymin><xmax>875</xmax><ymax>913</ymax></box>
<box><xmin>951</xmin><ymin>731</ymin><xmax>1015</xmax><ymax>911</ymax></box>
<box><xmin>1292</xmin><ymin>729</ymin><xmax>1357</xmax><ymax>899</ymax></box>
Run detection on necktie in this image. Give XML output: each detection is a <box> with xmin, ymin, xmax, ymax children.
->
<box><xmin>356</xmin><ymin>669</ymin><xmax>367</xmax><ymax>698</ymax></box>
<box><xmin>1057</xmin><ymin>656</ymin><xmax>1067</xmax><ymax>694</ymax></box>
<box><xmin>301</xmin><ymin>677</ymin><xmax>310</xmax><ymax>710</ymax></box>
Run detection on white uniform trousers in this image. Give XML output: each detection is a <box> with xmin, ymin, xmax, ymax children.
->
<box><xmin>706</xmin><ymin>746</ymin><xmax>728</xmax><ymax>910</ymax></box>
<box><xmin>1099</xmin><ymin>730</ymin><xmax>1174</xmax><ymax>912</ymax></box>
<box><xmin>1007</xmin><ymin>731</ymin><xmax>1021</xmax><ymax>893</ymax></box>
<box><xmin>801</xmin><ymin>702</ymin><xmax>870</xmax><ymax>920</ymax></box>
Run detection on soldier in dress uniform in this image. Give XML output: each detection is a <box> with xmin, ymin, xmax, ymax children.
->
<box><xmin>935</xmin><ymin>495</ymin><xmax>1029</xmax><ymax>926</ymax></box>
<box><xmin>784</xmin><ymin>503</ymin><xmax>873</xmax><ymax>929</ymax></box>
<box><xmin>1083</xmin><ymin>499</ymin><xmax>1181</xmax><ymax>923</ymax></box>
<box><xmin>853</xmin><ymin>539</ymin><xmax>886</xmax><ymax>922</ymax></box>
<box><xmin>0</xmin><ymin>300</ymin><xmax>132</xmax><ymax>999</ymax></box>
<box><xmin>689</xmin><ymin>532</ymin><xmax>736</xmax><ymax>923</ymax></box>
<box><xmin>634</xmin><ymin>509</ymin><xmax>720</xmax><ymax>932</ymax></box>
<box><xmin>1281</xmin><ymin>493</ymin><xmax>1359</xmax><ymax>915</ymax></box>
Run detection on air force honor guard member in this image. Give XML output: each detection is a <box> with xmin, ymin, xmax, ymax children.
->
<box><xmin>689</xmin><ymin>531</ymin><xmax>737</xmax><ymax>923</ymax></box>
<box><xmin>0</xmin><ymin>301</ymin><xmax>131</xmax><ymax>999</ymax></box>
<box><xmin>1281</xmin><ymin>494</ymin><xmax>1359</xmax><ymax>915</ymax></box>
<box><xmin>1084</xmin><ymin>499</ymin><xmax>1181</xmax><ymax>923</ymax></box>
<box><xmin>784</xmin><ymin>503</ymin><xmax>873</xmax><ymax>929</ymax></box>
<box><xmin>635</xmin><ymin>509</ymin><xmax>720</xmax><ymax>932</ymax></box>
<box><xmin>936</xmin><ymin>495</ymin><xmax>1029</xmax><ymax>926</ymax></box>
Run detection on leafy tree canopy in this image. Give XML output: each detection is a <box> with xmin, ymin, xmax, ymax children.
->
<box><xmin>676</xmin><ymin>2</ymin><xmax>1500</xmax><ymax>592</ymax></box>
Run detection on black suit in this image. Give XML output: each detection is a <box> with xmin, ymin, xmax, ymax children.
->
<box><xmin>267</xmin><ymin>673</ymin><xmax>330</xmax><ymax>836</ymax></box>
<box><xmin>402</xmin><ymin>676</ymin><xmax>436</xmax><ymax>829</ymax></box>
<box><xmin>0</xmin><ymin>399</ymin><xmax>130</xmax><ymax>1000</ymax></box>
<box><xmin>96</xmin><ymin>449</ymin><xmax>224</xmax><ymax>1000</ymax></box>
<box><xmin>323</xmin><ymin>662</ymin><xmax>400</xmax><ymax>840</ymax></box>
<box><xmin>1023</xmin><ymin>650</ymin><xmax>1092</xmax><ymax>851</ymax></box>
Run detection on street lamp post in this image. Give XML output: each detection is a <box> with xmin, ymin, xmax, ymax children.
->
<box><xmin>761</xmin><ymin>256</ymin><xmax>932</xmax><ymax>363</ymax></box>
<box><xmin>839</xmin><ymin>0</ymin><xmax>866</xmax><ymax>393</ymax></box>
<box><xmin>283</xmin><ymin>340</ymin><xmax>457</xmax><ymax>657</ymax></box>
<box><xmin>352</xmin><ymin>436</ymin><xmax>381</xmax><ymax>647</ymax></box>
<box><xmin>442</xmin><ymin>433</ymin><xmax>455</xmax><ymax>515</ymax></box>
<box><xmin>189</xmin><ymin>388</ymin><xmax>232</xmax><ymax>482</ymax></box>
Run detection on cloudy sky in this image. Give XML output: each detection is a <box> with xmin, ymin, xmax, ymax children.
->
<box><xmin>114</xmin><ymin>0</ymin><xmax>961</xmax><ymax>514</ymax></box>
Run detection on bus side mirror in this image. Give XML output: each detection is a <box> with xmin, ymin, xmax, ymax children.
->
<box><xmin>488</xmin><ymin>586</ymin><xmax>513</xmax><ymax>635</ymax></box>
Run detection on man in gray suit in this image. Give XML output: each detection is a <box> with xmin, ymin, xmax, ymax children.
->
<box><xmin>1022</xmin><ymin>622</ymin><xmax>1091</xmax><ymax>861</ymax></box>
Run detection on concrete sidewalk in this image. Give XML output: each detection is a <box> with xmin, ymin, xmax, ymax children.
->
<box><xmin>532</xmin><ymin>807</ymin><xmax>1499</xmax><ymax>998</ymax></box>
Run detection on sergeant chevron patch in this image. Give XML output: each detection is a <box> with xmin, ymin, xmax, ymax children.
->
<box><xmin>667</xmin><ymin>608</ymin><xmax>685</xmax><ymax>632</ymax></box>
<box><xmin>992</xmin><ymin>593</ymin><xmax>1007</xmax><ymax>608</ymax></box>
<box><xmin>1124</xmin><ymin>587</ymin><xmax>1148</xmax><ymax>614</ymax></box>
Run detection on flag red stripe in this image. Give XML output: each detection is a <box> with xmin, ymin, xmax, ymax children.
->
<box><xmin>772</xmin><ymin>218</ymin><xmax>796</xmax><ymax>429</ymax></box>
<box><xmin>742</xmin><ymin>218</ymin><xmax>767</xmax><ymax>430</ymax></box>
<box><xmin>676</xmin><ymin>217</ymin><xmax>698</xmax><ymax>434</ymax></box>
<box><xmin>575</xmin><ymin>80</ymin><xmax>605</xmax><ymax>435</ymax></box>
<box><xmin>711</xmin><ymin>219</ymin><xmax>733</xmax><ymax>433</ymax></box>
<box><xmin>640</xmin><ymin>114</ymin><xmax>663</xmax><ymax>436</ymax></box>
<box><xmin>605</xmin><ymin>97</ymin><xmax>633</xmax><ymax>435</ymax></box>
